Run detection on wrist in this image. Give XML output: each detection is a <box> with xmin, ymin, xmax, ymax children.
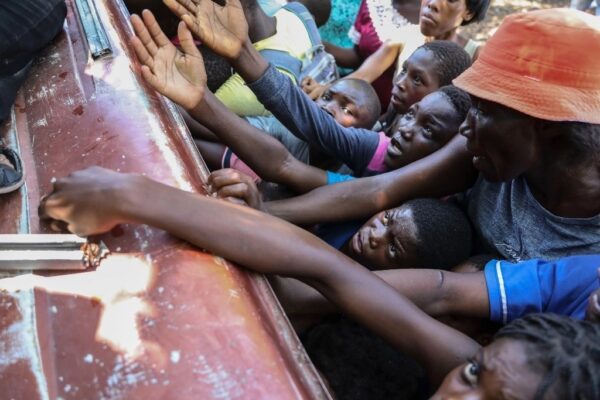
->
<box><xmin>113</xmin><ymin>173</ymin><xmax>153</xmax><ymax>224</ymax></box>
<box><xmin>230</xmin><ymin>39</ymin><xmax>269</xmax><ymax>84</ymax></box>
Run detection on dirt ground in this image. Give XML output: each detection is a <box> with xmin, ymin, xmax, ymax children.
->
<box><xmin>460</xmin><ymin>0</ymin><xmax>570</xmax><ymax>41</ymax></box>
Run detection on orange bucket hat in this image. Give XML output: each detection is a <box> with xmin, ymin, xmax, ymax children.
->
<box><xmin>453</xmin><ymin>8</ymin><xmax>600</xmax><ymax>124</ymax></box>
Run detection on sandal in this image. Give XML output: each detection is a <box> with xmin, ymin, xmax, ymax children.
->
<box><xmin>0</xmin><ymin>146</ymin><xmax>24</xmax><ymax>194</ymax></box>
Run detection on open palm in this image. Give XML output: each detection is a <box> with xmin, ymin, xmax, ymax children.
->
<box><xmin>131</xmin><ymin>10</ymin><xmax>206</xmax><ymax>110</ymax></box>
<box><xmin>164</xmin><ymin>0</ymin><xmax>248</xmax><ymax>60</ymax></box>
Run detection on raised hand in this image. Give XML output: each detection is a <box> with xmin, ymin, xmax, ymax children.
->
<box><xmin>164</xmin><ymin>0</ymin><xmax>248</xmax><ymax>60</ymax></box>
<box><xmin>131</xmin><ymin>10</ymin><xmax>205</xmax><ymax>110</ymax></box>
<box><xmin>301</xmin><ymin>77</ymin><xmax>329</xmax><ymax>101</ymax></box>
<box><xmin>207</xmin><ymin>169</ymin><xmax>263</xmax><ymax>210</ymax></box>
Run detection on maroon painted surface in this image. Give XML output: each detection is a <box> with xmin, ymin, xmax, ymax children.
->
<box><xmin>0</xmin><ymin>0</ymin><xmax>329</xmax><ymax>398</ymax></box>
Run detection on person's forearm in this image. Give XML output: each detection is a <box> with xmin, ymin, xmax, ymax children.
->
<box><xmin>323</xmin><ymin>42</ymin><xmax>362</xmax><ymax>69</ymax></box>
<box><xmin>228</xmin><ymin>39</ymin><xmax>271</xmax><ymax>85</ymax></box>
<box><xmin>346</xmin><ymin>41</ymin><xmax>401</xmax><ymax>83</ymax></box>
<box><xmin>227</xmin><ymin>42</ymin><xmax>378</xmax><ymax>173</ymax></box>
<box><xmin>120</xmin><ymin>176</ymin><xmax>479</xmax><ymax>385</ymax></box>
<box><xmin>188</xmin><ymin>91</ymin><xmax>325</xmax><ymax>192</ymax></box>
<box><xmin>264</xmin><ymin>135</ymin><xmax>477</xmax><ymax>224</ymax></box>
<box><xmin>276</xmin><ymin>269</ymin><xmax>489</xmax><ymax>319</ymax></box>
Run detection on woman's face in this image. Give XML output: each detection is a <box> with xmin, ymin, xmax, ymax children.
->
<box><xmin>460</xmin><ymin>97</ymin><xmax>540</xmax><ymax>182</ymax></box>
<box><xmin>419</xmin><ymin>0</ymin><xmax>473</xmax><ymax>38</ymax></box>
<box><xmin>432</xmin><ymin>339</ymin><xmax>543</xmax><ymax>399</ymax></box>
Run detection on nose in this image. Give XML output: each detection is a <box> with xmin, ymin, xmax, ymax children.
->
<box><xmin>459</xmin><ymin>109</ymin><xmax>475</xmax><ymax>139</ymax></box>
<box><xmin>369</xmin><ymin>220</ymin><xmax>387</xmax><ymax>248</ymax></box>
<box><xmin>395</xmin><ymin>74</ymin><xmax>407</xmax><ymax>92</ymax></box>
<box><xmin>425</xmin><ymin>0</ymin><xmax>440</xmax><ymax>13</ymax></box>
<box><xmin>399</xmin><ymin>124</ymin><xmax>415</xmax><ymax>141</ymax></box>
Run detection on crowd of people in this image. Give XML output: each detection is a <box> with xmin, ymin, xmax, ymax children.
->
<box><xmin>2</xmin><ymin>0</ymin><xmax>599</xmax><ymax>398</ymax></box>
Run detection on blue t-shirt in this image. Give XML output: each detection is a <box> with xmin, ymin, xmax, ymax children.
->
<box><xmin>484</xmin><ymin>255</ymin><xmax>600</xmax><ymax>324</ymax></box>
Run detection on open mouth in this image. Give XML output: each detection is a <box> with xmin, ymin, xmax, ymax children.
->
<box><xmin>387</xmin><ymin>137</ymin><xmax>404</xmax><ymax>158</ymax></box>
<box><xmin>351</xmin><ymin>231</ymin><xmax>364</xmax><ymax>255</ymax></box>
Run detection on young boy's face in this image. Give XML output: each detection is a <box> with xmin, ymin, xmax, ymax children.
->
<box><xmin>316</xmin><ymin>80</ymin><xmax>374</xmax><ymax>129</ymax></box>
<box><xmin>346</xmin><ymin>206</ymin><xmax>420</xmax><ymax>269</ymax></box>
<box><xmin>384</xmin><ymin>91</ymin><xmax>462</xmax><ymax>170</ymax></box>
<box><xmin>390</xmin><ymin>48</ymin><xmax>441</xmax><ymax>115</ymax></box>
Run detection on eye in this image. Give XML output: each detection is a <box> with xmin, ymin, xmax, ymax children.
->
<box><xmin>342</xmin><ymin>106</ymin><xmax>354</xmax><ymax>116</ymax></box>
<box><xmin>461</xmin><ymin>361</ymin><xmax>480</xmax><ymax>387</ymax></box>
<box><xmin>321</xmin><ymin>92</ymin><xmax>332</xmax><ymax>101</ymax></box>
<box><xmin>388</xmin><ymin>242</ymin><xmax>398</xmax><ymax>258</ymax></box>
<box><xmin>412</xmin><ymin>75</ymin><xmax>422</xmax><ymax>85</ymax></box>
<box><xmin>422</xmin><ymin>126</ymin><xmax>433</xmax><ymax>139</ymax></box>
<box><xmin>382</xmin><ymin>210</ymin><xmax>391</xmax><ymax>226</ymax></box>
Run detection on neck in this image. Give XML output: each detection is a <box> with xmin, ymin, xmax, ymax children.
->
<box><xmin>524</xmin><ymin>152</ymin><xmax>600</xmax><ymax>218</ymax></box>
<box><xmin>433</xmin><ymin>29</ymin><xmax>461</xmax><ymax>43</ymax></box>
<box><xmin>246</xmin><ymin>7</ymin><xmax>277</xmax><ymax>43</ymax></box>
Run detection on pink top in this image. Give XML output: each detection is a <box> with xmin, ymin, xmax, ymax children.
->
<box><xmin>366</xmin><ymin>131</ymin><xmax>391</xmax><ymax>172</ymax></box>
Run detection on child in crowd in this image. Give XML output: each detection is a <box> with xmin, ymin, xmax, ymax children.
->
<box><xmin>210</xmin><ymin>0</ymin><xmax>318</xmax><ymax>117</ymax></box>
<box><xmin>193</xmin><ymin>40</ymin><xmax>471</xmax><ymax>189</ymax></box>
<box><xmin>181</xmin><ymin>3</ymin><xmax>600</xmax><ymax>264</ymax></box>
<box><xmin>39</xmin><ymin>166</ymin><xmax>600</xmax><ymax>397</ymax></box>
<box><xmin>307</xmin><ymin>0</ymin><xmax>491</xmax><ymax>104</ymax></box>
<box><xmin>340</xmin><ymin>198</ymin><xmax>473</xmax><ymax>270</ymax></box>
<box><xmin>198</xmin><ymin>84</ymin><xmax>469</xmax><ymax>193</ymax></box>
<box><xmin>196</xmin><ymin>77</ymin><xmax>380</xmax><ymax>176</ymax></box>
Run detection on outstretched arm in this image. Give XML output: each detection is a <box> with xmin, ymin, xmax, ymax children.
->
<box><xmin>40</xmin><ymin>166</ymin><xmax>480</xmax><ymax>387</ymax></box>
<box><xmin>345</xmin><ymin>40</ymin><xmax>403</xmax><ymax>83</ymax></box>
<box><xmin>165</xmin><ymin>0</ymin><xmax>381</xmax><ymax>175</ymax></box>
<box><xmin>131</xmin><ymin>10</ymin><xmax>326</xmax><ymax>193</ymax></box>
<box><xmin>263</xmin><ymin>134</ymin><xmax>478</xmax><ymax>225</ymax></box>
<box><xmin>272</xmin><ymin>269</ymin><xmax>489</xmax><ymax>320</ymax></box>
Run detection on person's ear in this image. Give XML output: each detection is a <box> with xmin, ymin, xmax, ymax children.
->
<box><xmin>463</xmin><ymin>9</ymin><xmax>474</xmax><ymax>23</ymax></box>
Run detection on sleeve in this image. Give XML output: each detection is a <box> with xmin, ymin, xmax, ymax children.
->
<box><xmin>247</xmin><ymin>64</ymin><xmax>381</xmax><ymax>175</ymax></box>
<box><xmin>326</xmin><ymin>171</ymin><xmax>356</xmax><ymax>185</ymax></box>
<box><xmin>484</xmin><ymin>256</ymin><xmax>600</xmax><ymax>324</ymax></box>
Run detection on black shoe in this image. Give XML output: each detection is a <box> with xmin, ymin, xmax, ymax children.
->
<box><xmin>0</xmin><ymin>147</ymin><xmax>24</xmax><ymax>194</ymax></box>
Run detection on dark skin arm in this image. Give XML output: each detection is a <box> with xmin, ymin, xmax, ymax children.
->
<box><xmin>163</xmin><ymin>0</ymin><xmax>478</xmax><ymax>225</ymax></box>
<box><xmin>272</xmin><ymin>269</ymin><xmax>489</xmax><ymax>320</ymax></box>
<box><xmin>40</xmin><ymin>166</ymin><xmax>481</xmax><ymax>387</ymax></box>
<box><xmin>264</xmin><ymin>134</ymin><xmax>477</xmax><ymax>224</ymax></box>
<box><xmin>131</xmin><ymin>10</ymin><xmax>326</xmax><ymax>193</ymax></box>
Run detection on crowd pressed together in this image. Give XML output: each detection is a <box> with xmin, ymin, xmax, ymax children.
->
<box><xmin>1</xmin><ymin>0</ymin><xmax>599</xmax><ymax>398</ymax></box>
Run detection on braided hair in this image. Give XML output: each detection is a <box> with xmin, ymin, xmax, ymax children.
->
<box><xmin>495</xmin><ymin>314</ymin><xmax>600</xmax><ymax>399</ymax></box>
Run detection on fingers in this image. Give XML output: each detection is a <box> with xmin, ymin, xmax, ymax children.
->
<box><xmin>131</xmin><ymin>36</ymin><xmax>154</xmax><ymax>70</ymax></box>
<box><xmin>214</xmin><ymin>182</ymin><xmax>253</xmax><ymax>203</ymax></box>
<box><xmin>140</xmin><ymin>65</ymin><xmax>162</xmax><ymax>91</ymax></box>
<box><xmin>177</xmin><ymin>21</ymin><xmax>201</xmax><ymax>59</ymax></box>
<box><xmin>141</xmin><ymin>9</ymin><xmax>171</xmax><ymax>47</ymax></box>
<box><xmin>131</xmin><ymin>14</ymin><xmax>158</xmax><ymax>57</ymax></box>
<box><xmin>208</xmin><ymin>168</ymin><xmax>252</xmax><ymax>190</ymax></box>
<box><xmin>163</xmin><ymin>0</ymin><xmax>197</xmax><ymax>20</ymax></box>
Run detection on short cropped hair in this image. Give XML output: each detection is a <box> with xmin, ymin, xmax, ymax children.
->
<box><xmin>437</xmin><ymin>85</ymin><xmax>472</xmax><ymax>123</ymax></box>
<box><xmin>406</xmin><ymin>198</ymin><xmax>473</xmax><ymax>269</ymax></box>
<box><xmin>419</xmin><ymin>41</ymin><xmax>472</xmax><ymax>86</ymax></box>
<box><xmin>338</xmin><ymin>78</ymin><xmax>382</xmax><ymax>128</ymax></box>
